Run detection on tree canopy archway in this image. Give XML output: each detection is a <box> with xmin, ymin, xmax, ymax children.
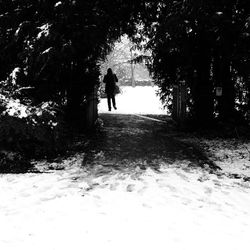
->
<box><xmin>1</xmin><ymin>0</ymin><xmax>250</xmax><ymax>124</ymax></box>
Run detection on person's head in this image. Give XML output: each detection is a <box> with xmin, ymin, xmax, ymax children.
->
<box><xmin>107</xmin><ymin>68</ymin><xmax>113</xmax><ymax>75</ymax></box>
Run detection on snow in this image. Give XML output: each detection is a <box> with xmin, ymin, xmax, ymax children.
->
<box><xmin>98</xmin><ymin>86</ymin><xmax>168</xmax><ymax>115</ymax></box>
<box><xmin>41</xmin><ymin>47</ymin><xmax>52</xmax><ymax>55</ymax></box>
<box><xmin>37</xmin><ymin>23</ymin><xmax>51</xmax><ymax>39</ymax></box>
<box><xmin>0</xmin><ymin>158</ymin><xmax>249</xmax><ymax>250</ymax></box>
<box><xmin>179</xmin><ymin>136</ymin><xmax>250</xmax><ymax>180</ymax></box>
<box><xmin>54</xmin><ymin>1</ymin><xmax>62</xmax><ymax>7</ymax></box>
<box><xmin>4</xmin><ymin>98</ymin><xmax>28</xmax><ymax>118</ymax></box>
<box><xmin>205</xmin><ymin>139</ymin><xmax>250</xmax><ymax>179</ymax></box>
<box><xmin>1</xmin><ymin>85</ymin><xmax>250</xmax><ymax>250</ymax></box>
<box><xmin>9</xmin><ymin>67</ymin><xmax>21</xmax><ymax>85</ymax></box>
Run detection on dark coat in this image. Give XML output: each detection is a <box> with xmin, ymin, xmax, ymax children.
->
<box><xmin>103</xmin><ymin>73</ymin><xmax>118</xmax><ymax>94</ymax></box>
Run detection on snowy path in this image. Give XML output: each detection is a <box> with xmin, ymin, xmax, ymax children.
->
<box><xmin>1</xmin><ymin>113</ymin><xmax>250</xmax><ymax>250</ymax></box>
<box><xmin>98</xmin><ymin>86</ymin><xmax>168</xmax><ymax>115</ymax></box>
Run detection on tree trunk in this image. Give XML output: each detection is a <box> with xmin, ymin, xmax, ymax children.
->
<box><xmin>66</xmin><ymin>81</ymin><xmax>82</xmax><ymax>120</ymax></box>
<box><xmin>66</xmin><ymin>63</ymin><xmax>84</xmax><ymax>122</ymax></box>
<box><xmin>192</xmin><ymin>40</ymin><xmax>214</xmax><ymax>125</ymax></box>
<box><xmin>130</xmin><ymin>50</ymin><xmax>135</xmax><ymax>87</ymax></box>
<box><xmin>216</xmin><ymin>57</ymin><xmax>235</xmax><ymax>121</ymax></box>
<box><xmin>214</xmin><ymin>45</ymin><xmax>235</xmax><ymax>121</ymax></box>
<box><xmin>215</xmin><ymin>2</ymin><xmax>236</xmax><ymax>121</ymax></box>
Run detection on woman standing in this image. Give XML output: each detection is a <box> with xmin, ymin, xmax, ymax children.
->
<box><xmin>103</xmin><ymin>68</ymin><xmax>118</xmax><ymax>111</ymax></box>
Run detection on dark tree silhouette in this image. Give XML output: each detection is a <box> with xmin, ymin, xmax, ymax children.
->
<box><xmin>0</xmin><ymin>0</ymin><xmax>250</xmax><ymax>124</ymax></box>
<box><xmin>135</xmin><ymin>0</ymin><xmax>250</xmax><ymax>124</ymax></box>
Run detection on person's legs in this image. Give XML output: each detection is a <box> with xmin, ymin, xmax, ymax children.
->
<box><xmin>107</xmin><ymin>94</ymin><xmax>111</xmax><ymax>111</ymax></box>
<box><xmin>111</xmin><ymin>94</ymin><xmax>116</xmax><ymax>109</ymax></box>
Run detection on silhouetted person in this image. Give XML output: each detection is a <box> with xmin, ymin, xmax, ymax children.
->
<box><xmin>103</xmin><ymin>68</ymin><xmax>118</xmax><ymax>111</ymax></box>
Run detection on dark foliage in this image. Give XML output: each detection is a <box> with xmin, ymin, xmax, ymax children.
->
<box><xmin>135</xmin><ymin>0</ymin><xmax>250</xmax><ymax>124</ymax></box>
<box><xmin>0</xmin><ymin>80</ymin><xmax>69</xmax><ymax>160</ymax></box>
<box><xmin>1</xmin><ymin>1</ymin><xmax>249</xmax><ymax>123</ymax></box>
<box><xmin>0</xmin><ymin>1</ymin><xmax>145</xmax><ymax>171</ymax></box>
<box><xmin>0</xmin><ymin>0</ymin><xmax>143</xmax><ymax>109</ymax></box>
<box><xmin>0</xmin><ymin>150</ymin><xmax>33</xmax><ymax>173</ymax></box>
<box><xmin>0</xmin><ymin>0</ymin><xmax>249</xmax><ymax>156</ymax></box>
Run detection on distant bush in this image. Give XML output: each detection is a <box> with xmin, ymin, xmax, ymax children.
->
<box><xmin>119</xmin><ymin>79</ymin><xmax>153</xmax><ymax>86</ymax></box>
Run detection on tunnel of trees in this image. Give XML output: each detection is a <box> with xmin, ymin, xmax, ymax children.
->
<box><xmin>1</xmin><ymin>0</ymin><xmax>250</xmax><ymax>123</ymax></box>
<box><xmin>0</xmin><ymin>0</ymin><xmax>250</xmax><ymax>164</ymax></box>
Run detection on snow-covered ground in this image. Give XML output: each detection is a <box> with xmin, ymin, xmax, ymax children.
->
<box><xmin>0</xmin><ymin>157</ymin><xmax>249</xmax><ymax>250</ymax></box>
<box><xmin>207</xmin><ymin>140</ymin><xmax>250</xmax><ymax>177</ymax></box>
<box><xmin>178</xmin><ymin>137</ymin><xmax>250</xmax><ymax>180</ymax></box>
<box><xmin>1</xmin><ymin>86</ymin><xmax>250</xmax><ymax>250</ymax></box>
<box><xmin>98</xmin><ymin>86</ymin><xmax>168</xmax><ymax>115</ymax></box>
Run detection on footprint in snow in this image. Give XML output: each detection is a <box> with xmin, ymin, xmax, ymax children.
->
<box><xmin>175</xmin><ymin>171</ymin><xmax>190</xmax><ymax>182</ymax></box>
<box><xmin>126</xmin><ymin>184</ymin><xmax>135</xmax><ymax>192</ymax></box>
<box><xmin>110</xmin><ymin>182</ymin><xmax>119</xmax><ymax>191</ymax></box>
<box><xmin>204</xmin><ymin>186</ymin><xmax>213</xmax><ymax>194</ymax></box>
